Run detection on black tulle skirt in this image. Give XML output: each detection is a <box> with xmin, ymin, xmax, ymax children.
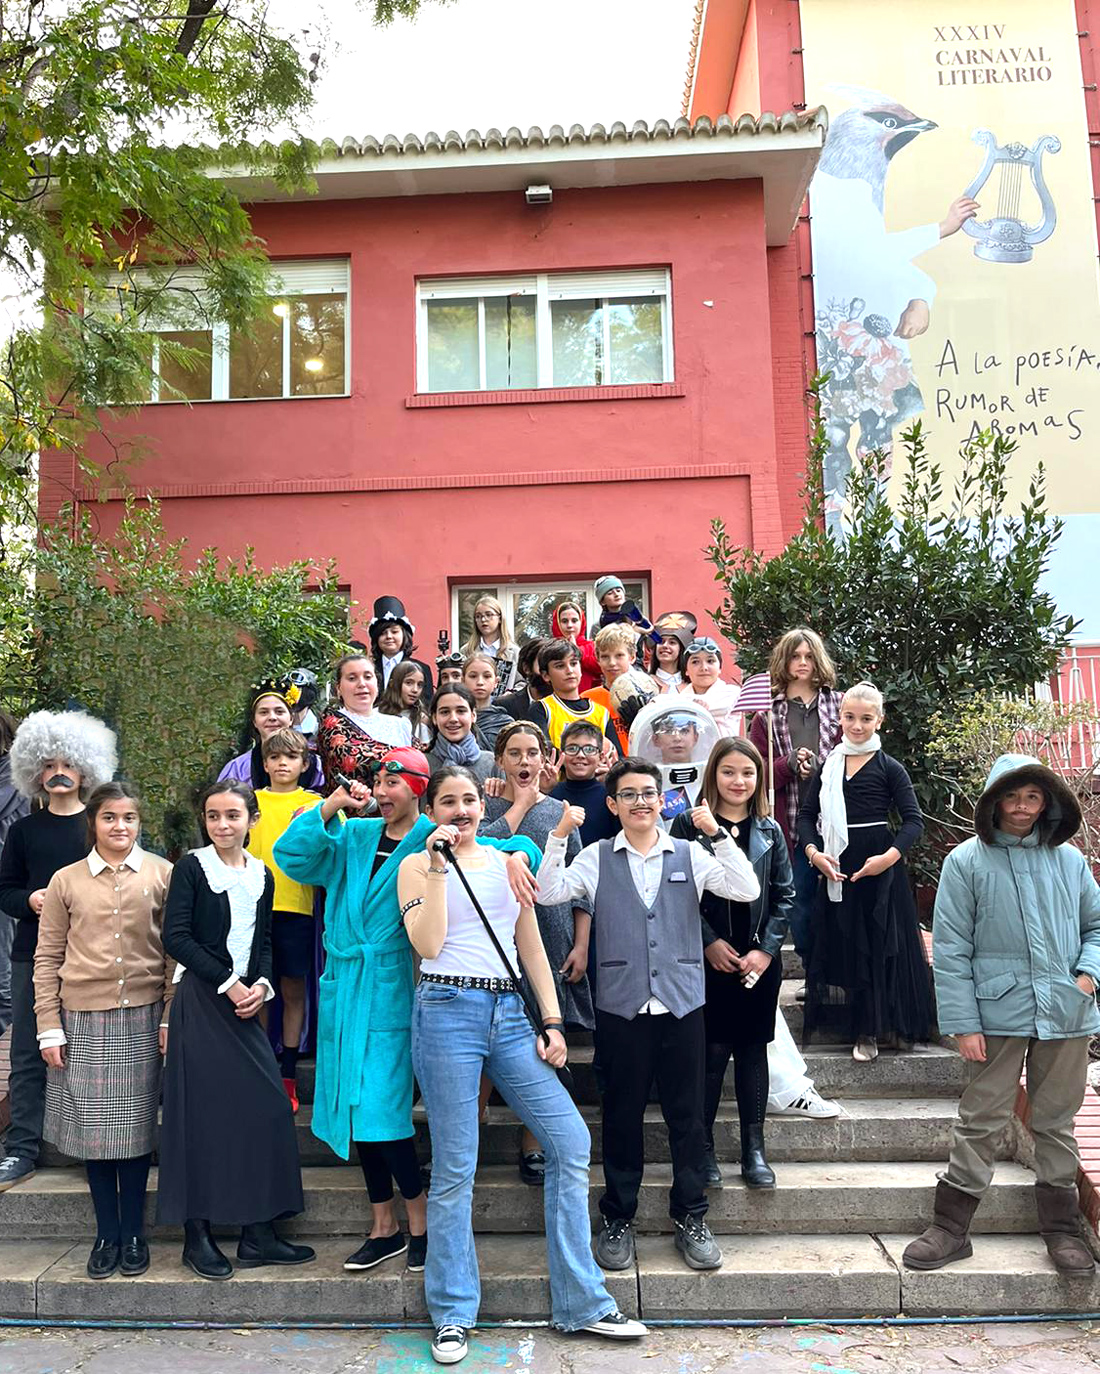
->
<box><xmin>802</xmin><ymin>822</ymin><xmax>933</xmax><ymax>1046</ymax></box>
<box><xmin>156</xmin><ymin>972</ymin><xmax>304</xmax><ymax>1226</ymax></box>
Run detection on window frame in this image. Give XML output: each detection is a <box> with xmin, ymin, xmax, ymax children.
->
<box><xmin>450</xmin><ymin>578</ymin><xmax>650</xmax><ymax>648</ymax></box>
<box><xmin>105</xmin><ymin>259</ymin><xmax>351</xmax><ymax>404</ymax></box>
<box><xmin>416</xmin><ymin>269</ymin><xmax>673</xmax><ymax>395</ymax></box>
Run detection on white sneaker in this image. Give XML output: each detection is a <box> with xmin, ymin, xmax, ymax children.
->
<box><xmin>581</xmin><ymin>1310</ymin><xmax>648</xmax><ymax>1340</ymax></box>
<box><xmin>431</xmin><ymin>1325</ymin><xmax>469</xmax><ymax>1364</ymax></box>
<box><xmin>769</xmin><ymin>1087</ymin><xmax>842</xmax><ymax>1119</ymax></box>
<box><xmin>853</xmin><ymin>1037</ymin><xmax>879</xmax><ymax>1062</ymax></box>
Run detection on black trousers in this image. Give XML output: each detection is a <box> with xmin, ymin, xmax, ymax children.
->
<box><xmin>5</xmin><ymin>961</ymin><xmax>45</xmax><ymax>1163</ymax></box>
<box><xmin>595</xmin><ymin>1005</ymin><xmax>707</xmax><ymax>1223</ymax></box>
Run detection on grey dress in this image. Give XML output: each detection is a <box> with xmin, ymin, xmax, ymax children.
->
<box><xmin>479</xmin><ymin>795</ymin><xmax>594</xmax><ymax>1029</ymax></box>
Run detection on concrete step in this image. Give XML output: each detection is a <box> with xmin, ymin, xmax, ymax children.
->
<box><xmin>38</xmin><ymin>1094</ymin><xmax>990</xmax><ymax>1174</ymax></box>
<box><xmin>3</xmin><ymin>1229</ymin><xmax>1093</xmax><ymax>1322</ymax></box>
<box><xmin>288</xmin><ymin>1041</ymin><xmax>970</xmax><ymax>1109</ymax></box>
<box><xmin>879</xmin><ymin>1232</ymin><xmax>1100</xmax><ymax>1316</ymax></box>
<box><xmin>0</xmin><ymin>1161</ymin><xmax>1039</xmax><ymax>1241</ymax></box>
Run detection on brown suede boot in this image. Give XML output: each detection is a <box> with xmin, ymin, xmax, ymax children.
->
<box><xmin>1034</xmin><ymin>1182</ymin><xmax>1097</xmax><ymax>1277</ymax></box>
<box><xmin>902</xmin><ymin>1180</ymin><xmax>980</xmax><ymax>1270</ymax></box>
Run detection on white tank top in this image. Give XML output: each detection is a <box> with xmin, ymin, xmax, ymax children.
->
<box><xmin>420</xmin><ymin>848</ymin><xmax>521</xmax><ymax>981</ymax></box>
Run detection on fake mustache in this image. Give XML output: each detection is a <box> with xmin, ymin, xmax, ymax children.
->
<box><xmin>45</xmin><ymin>774</ymin><xmax>76</xmax><ymax>790</ymax></box>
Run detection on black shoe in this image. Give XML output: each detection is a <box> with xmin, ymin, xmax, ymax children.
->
<box><xmin>518</xmin><ymin>1150</ymin><xmax>546</xmax><ymax>1187</ymax></box>
<box><xmin>182</xmin><ymin>1219</ymin><xmax>233</xmax><ymax>1280</ymax></box>
<box><xmin>702</xmin><ymin>1144</ymin><xmax>723</xmax><ymax>1188</ymax></box>
<box><xmin>673</xmin><ymin>1215</ymin><xmax>722</xmax><ymax>1270</ymax></box>
<box><xmin>237</xmin><ymin>1221</ymin><xmax>315</xmax><ymax>1268</ymax></box>
<box><xmin>740</xmin><ymin>1124</ymin><xmax>776</xmax><ymax>1189</ymax></box>
<box><xmin>0</xmin><ymin>1155</ymin><xmax>36</xmax><ymax>1192</ymax></box>
<box><xmin>795</xmin><ymin>983</ymin><xmax>807</xmax><ymax>1003</ymax></box>
<box><xmin>407</xmin><ymin>1232</ymin><xmax>428</xmax><ymax>1273</ymax></box>
<box><xmin>343</xmin><ymin>1231</ymin><xmax>408</xmax><ymax>1271</ymax></box>
<box><xmin>86</xmin><ymin>1237</ymin><xmax>120</xmax><ymax>1279</ymax></box>
<box><xmin>119</xmin><ymin>1235</ymin><xmax>150</xmax><ymax>1277</ymax></box>
<box><xmin>594</xmin><ymin>1217</ymin><xmax>635</xmax><ymax>1271</ymax></box>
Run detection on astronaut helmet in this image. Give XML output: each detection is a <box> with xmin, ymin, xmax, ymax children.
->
<box><xmin>628</xmin><ymin>697</ymin><xmax>722</xmax><ymax>769</ymax></box>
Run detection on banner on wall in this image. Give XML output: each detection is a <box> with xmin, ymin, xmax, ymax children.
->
<box><xmin>800</xmin><ymin>0</ymin><xmax>1100</xmax><ymax>630</ymax></box>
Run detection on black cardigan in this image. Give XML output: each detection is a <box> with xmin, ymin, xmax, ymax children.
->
<box><xmin>162</xmin><ymin>852</ymin><xmax>274</xmax><ymax>988</ymax></box>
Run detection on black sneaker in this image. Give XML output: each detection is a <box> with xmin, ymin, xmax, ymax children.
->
<box><xmin>407</xmin><ymin>1232</ymin><xmax>427</xmax><ymax>1272</ymax></box>
<box><xmin>580</xmin><ymin>1310</ymin><xmax>647</xmax><ymax>1339</ymax></box>
<box><xmin>431</xmin><ymin>1324</ymin><xmax>469</xmax><ymax>1364</ymax></box>
<box><xmin>673</xmin><ymin>1215</ymin><xmax>722</xmax><ymax>1270</ymax></box>
<box><xmin>0</xmin><ymin>1156</ymin><xmax>35</xmax><ymax>1192</ymax></box>
<box><xmin>594</xmin><ymin>1217</ymin><xmax>635</xmax><ymax>1271</ymax></box>
<box><xmin>343</xmin><ymin>1231</ymin><xmax>407</xmax><ymax>1271</ymax></box>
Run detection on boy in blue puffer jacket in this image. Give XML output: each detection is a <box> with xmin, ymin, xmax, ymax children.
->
<box><xmin>904</xmin><ymin>755</ymin><xmax>1100</xmax><ymax>1276</ymax></box>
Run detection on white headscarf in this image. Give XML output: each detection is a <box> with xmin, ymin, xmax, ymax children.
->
<box><xmin>818</xmin><ymin>733</ymin><xmax>882</xmax><ymax>902</ymax></box>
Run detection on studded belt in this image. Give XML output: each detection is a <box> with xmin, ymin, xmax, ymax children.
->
<box><xmin>420</xmin><ymin>973</ymin><xmax>517</xmax><ymax>994</ymax></box>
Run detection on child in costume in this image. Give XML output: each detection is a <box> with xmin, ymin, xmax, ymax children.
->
<box><xmin>275</xmin><ymin>748</ymin><xmax>540</xmax><ymax>1278</ymax></box>
<box><xmin>678</xmin><ymin>637</ymin><xmax>741</xmax><ymax>737</ymax></box>
<box><xmin>904</xmin><ymin>754</ymin><xmax>1099</xmax><ymax>1278</ymax></box>
<box><xmin>551</xmin><ymin>599</ymin><xmax>601</xmax><ymax>693</ymax></box>
<box><xmin>797</xmin><ymin>683</ymin><xmax>932</xmax><ymax>1062</ymax></box>
<box><xmin>0</xmin><ymin>710</ymin><xmax>116</xmax><ymax>1194</ymax></box>
<box><xmin>369</xmin><ymin>596</ymin><xmax>435</xmax><ymax>698</ymax></box>
<box><xmin>219</xmin><ymin>678</ymin><xmax>324</xmax><ymax>791</ymax></box>
<box><xmin>245</xmin><ymin>729</ymin><xmax>324</xmax><ymax>1112</ymax></box>
<box><xmin>530</xmin><ymin>639</ymin><xmax>620</xmax><ymax>755</ymax></box>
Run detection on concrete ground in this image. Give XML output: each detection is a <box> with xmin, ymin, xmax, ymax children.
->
<box><xmin>0</xmin><ymin>1321</ymin><xmax>1098</xmax><ymax>1374</ymax></box>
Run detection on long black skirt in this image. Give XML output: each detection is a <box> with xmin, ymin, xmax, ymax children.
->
<box><xmin>156</xmin><ymin>972</ymin><xmax>304</xmax><ymax>1226</ymax></box>
<box><xmin>802</xmin><ymin>823</ymin><xmax>933</xmax><ymax>1047</ymax></box>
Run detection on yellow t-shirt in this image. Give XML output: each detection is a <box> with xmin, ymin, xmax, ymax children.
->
<box><xmin>248</xmin><ymin>787</ymin><xmax>322</xmax><ymax>915</ymax></box>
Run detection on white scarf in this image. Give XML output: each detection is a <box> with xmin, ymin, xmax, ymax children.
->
<box><xmin>818</xmin><ymin>733</ymin><xmax>881</xmax><ymax>903</ymax></box>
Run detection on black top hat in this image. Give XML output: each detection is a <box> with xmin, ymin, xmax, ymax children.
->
<box><xmin>368</xmin><ymin>595</ymin><xmax>415</xmax><ymax>638</ymax></box>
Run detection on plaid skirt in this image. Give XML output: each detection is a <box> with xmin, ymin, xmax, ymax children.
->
<box><xmin>43</xmin><ymin>1002</ymin><xmax>163</xmax><ymax>1160</ymax></box>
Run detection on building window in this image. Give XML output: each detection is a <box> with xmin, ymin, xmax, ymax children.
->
<box><xmin>108</xmin><ymin>259</ymin><xmax>350</xmax><ymax>403</ymax></box>
<box><xmin>417</xmin><ymin>269</ymin><xmax>672</xmax><ymax>394</ymax></box>
<box><xmin>452</xmin><ymin>579</ymin><xmax>649</xmax><ymax>648</ymax></box>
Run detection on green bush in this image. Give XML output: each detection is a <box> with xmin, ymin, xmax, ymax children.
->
<box><xmin>706</xmin><ymin>381</ymin><xmax>1078</xmax><ymax>876</ymax></box>
<box><xmin>30</xmin><ymin>497</ymin><xmax>348</xmax><ymax>851</ymax></box>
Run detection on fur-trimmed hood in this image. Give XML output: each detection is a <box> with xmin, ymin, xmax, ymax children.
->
<box><xmin>975</xmin><ymin>753</ymin><xmax>1080</xmax><ymax>847</ymax></box>
<box><xmin>9</xmin><ymin>710</ymin><xmax>118</xmax><ymax>802</ymax></box>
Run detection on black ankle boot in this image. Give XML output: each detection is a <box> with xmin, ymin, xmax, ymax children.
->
<box><xmin>182</xmin><ymin>1219</ymin><xmax>233</xmax><ymax>1280</ymax></box>
<box><xmin>237</xmin><ymin>1220</ymin><xmax>316</xmax><ymax>1268</ymax></box>
<box><xmin>702</xmin><ymin>1142</ymin><xmax>723</xmax><ymax>1188</ymax></box>
<box><xmin>740</xmin><ymin>1123</ymin><xmax>776</xmax><ymax>1189</ymax></box>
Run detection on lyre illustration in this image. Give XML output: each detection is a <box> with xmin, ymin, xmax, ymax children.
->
<box><xmin>960</xmin><ymin>129</ymin><xmax>1060</xmax><ymax>264</ymax></box>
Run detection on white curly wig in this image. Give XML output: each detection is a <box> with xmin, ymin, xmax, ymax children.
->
<box><xmin>9</xmin><ymin>710</ymin><xmax>118</xmax><ymax>802</ymax></box>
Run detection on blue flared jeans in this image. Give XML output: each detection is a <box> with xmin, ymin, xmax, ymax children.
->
<box><xmin>412</xmin><ymin>983</ymin><xmax>613</xmax><ymax>1331</ymax></box>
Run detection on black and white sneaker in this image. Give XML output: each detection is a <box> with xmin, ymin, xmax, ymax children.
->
<box><xmin>407</xmin><ymin>1232</ymin><xmax>427</xmax><ymax>1272</ymax></box>
<box><xmin>343</xmin><ymin>1231</ymin><xmax>407</xmax><ymax>1271</ymax></box>
<box><xmin>673</xmin><ymin>1214</ymin><xmax>722</xmax><ymax>1270</ymax></box>
<box><xmin>580</xmin><ymin>1310</ymin><xmax>647</xmax><ymax>1339</ymax></box>
<box><xmin>431</xmin><ymin>1324</ymin><xmax>469</xmax><ymax>1364</ymax></box>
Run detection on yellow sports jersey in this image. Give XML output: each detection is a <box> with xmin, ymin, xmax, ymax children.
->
<box><xmin>542</xmin><ymin>695</ymin><xmax>611</xmax><ymax>749</ymax></box>
<box><xmin>248</xmin><ymin>787</ymin><xmax>323</xmax><ymax>915</ymax></box>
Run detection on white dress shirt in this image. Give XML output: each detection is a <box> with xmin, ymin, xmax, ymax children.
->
<box><xmin>537</xmin><ymin>828</ymin><xmax>760</xmax><ymax>1014</ymax></box>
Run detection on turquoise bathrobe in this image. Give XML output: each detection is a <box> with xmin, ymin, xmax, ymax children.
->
<box><xmin>274</xmin><ymin>805</ymin><xmax>540</xmax><ymax>1159</ymax></box>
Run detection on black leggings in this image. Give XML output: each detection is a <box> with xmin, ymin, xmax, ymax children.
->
<box><xmin>355</xmin><ymin>1138</ymin><xmax>424</xmax><ymax>1205</ymax></box>
<box><xmin>85</xmin><ymin>1154</ymin><xmax>152</xmax><ymax>1242</ymax></box>
<box><xmin>703</xmin><ymin>1041</ymin><xmax>769</xmax><ymax>1141</ymax></box>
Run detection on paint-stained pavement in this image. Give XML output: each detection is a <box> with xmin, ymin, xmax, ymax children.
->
<box><xmin>0</xmin><ymin>1322</ymin><xmax>1098</xmax><ymax>1373</ymax></box>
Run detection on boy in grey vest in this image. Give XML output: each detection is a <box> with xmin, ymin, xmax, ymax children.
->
<box><xmin>537</xmin><ymin>758</ymin><xmax>760</xmax><ymax>1272</ymax></box>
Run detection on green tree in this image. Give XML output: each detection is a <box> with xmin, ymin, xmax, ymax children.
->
<box><xmin>32</xmin><ymin>497</ymin><xmax>349</xmax><ymax>851</ymax></box>
<box><xmin>706</xmin><ymin>382</ymin><xmax>1078</xmax><ymax>872</ymax></box>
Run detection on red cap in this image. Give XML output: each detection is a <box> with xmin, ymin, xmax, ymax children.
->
<box><xmin>377</xmin><ymin>747</ymin><xmax>431</xmax><ymax>796</ymax></box>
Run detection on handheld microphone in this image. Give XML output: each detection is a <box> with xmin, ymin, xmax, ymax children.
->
<box><xmin>431</xmin><ymin>839</ymin><xmax>454</xmax><ymax>857</ymax></box>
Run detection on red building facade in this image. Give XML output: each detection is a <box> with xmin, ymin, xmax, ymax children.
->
<box><xmin>41</xmin><ymin>116</ymin><xmax>823</xmax><ymax>649</ymax></box>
